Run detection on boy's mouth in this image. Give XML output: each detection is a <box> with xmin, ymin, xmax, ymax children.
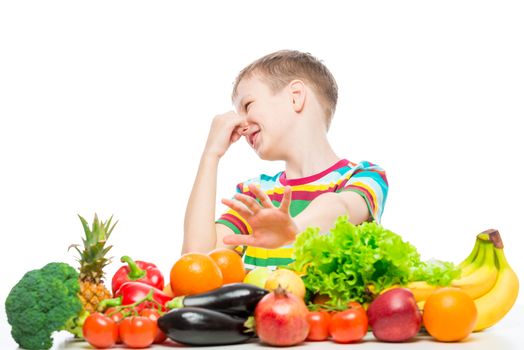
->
<box><xmin>247</xmin><ymin>130</ymin><xmax>260</xmax><ymax>148</ymax></box>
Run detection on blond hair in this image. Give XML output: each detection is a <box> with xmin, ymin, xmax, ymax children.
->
<box><xmin>232</xmin><ymin>50</ymin><xmax>338</xmax><ymax>129</ymax></box>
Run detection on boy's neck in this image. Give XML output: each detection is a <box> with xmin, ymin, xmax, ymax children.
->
<box><xmin>284</xmin><ymin>136</ymin><xmax>341</xmax><ymax>179</ymax></box>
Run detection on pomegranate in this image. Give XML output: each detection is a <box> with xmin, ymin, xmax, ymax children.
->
<box><xmin>254</xmin><ymin>286</ymin><xmax>310</xmax><ymax>346</ymax></box>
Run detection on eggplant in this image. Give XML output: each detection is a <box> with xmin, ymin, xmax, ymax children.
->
<box><xmin>166</xmin><ymin>283</ymin><xmax>268</xmax><ymax>317</ymax></box>
<box><xmin>157</xmin><ymin>307</ymin><xmax>254</xmax><ymax>346</ymax></box>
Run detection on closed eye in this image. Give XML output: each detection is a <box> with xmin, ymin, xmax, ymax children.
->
<box><xmin>244</xmin><ymin>101</ymin><xmax>253</xmax><ymax>112</ymax></box>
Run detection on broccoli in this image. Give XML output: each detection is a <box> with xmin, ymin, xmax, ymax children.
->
<box><xmin>5</xmin><ymin>262</ymin><xmax>89</xmax><ymax>350</ymax></box>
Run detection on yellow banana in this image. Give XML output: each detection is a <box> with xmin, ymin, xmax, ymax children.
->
<box><xmin>406</xmin><ymin>229</ymin><xmax>501</xmax><ymax>303</ymax></box>
<box><xmin>458</xmin><ymin>237</ymin><xmax>481</xmax><ymax>276</ymax></box>
<box><xmin>378</xmin><ymin>280</ymin><xmax>438</xmax><ymax>303</ymax></box>
<box><xmin>473</xmin><ymin>231</ymin><xmax>519</xmax><ymax>331</ymax></box>
<box><xmin>405</xmin><ymin>240</ymin><xmax>482</xmax><ymax>302</ymax></box>
<box><xmin>451</xmin><ymin>240</ymin><xmax>498</xmax><ymax>299</ymax></box>
<box><xmin>404</xmin><ymin>281</ymin><xmax>438</xmax><ymax>302</ymax></box>
<box><xmin>459</xmin><ymin>229</ymin><xmax>495</xmax><ymax>276</ymax></box>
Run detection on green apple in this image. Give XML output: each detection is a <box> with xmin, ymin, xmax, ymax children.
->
<box><xmin>243</xmin><ymin>267</ymin><xmax>272</xmax><ymax>288</ymax></box>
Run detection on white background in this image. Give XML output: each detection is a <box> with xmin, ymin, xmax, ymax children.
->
<box><xmin>1</xmin><ymin>0</ymin><xmax>523</xmax><ymax>348</ymax></box>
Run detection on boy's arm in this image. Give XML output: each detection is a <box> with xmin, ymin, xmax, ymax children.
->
<box><xmin>182</xmin><ymin>111</ymin><xmax>247</xmax><ymax>254</ymax></box>
<box><xmin>293</xmin><ymin>191</ymin><xmax>369</xmax><ymax>232</ymax></box>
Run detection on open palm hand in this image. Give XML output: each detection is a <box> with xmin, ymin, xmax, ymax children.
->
<box><xmin>222</xmin><ymin>183</ymin><xmax>298</xmax><ymax>249</ymax></box>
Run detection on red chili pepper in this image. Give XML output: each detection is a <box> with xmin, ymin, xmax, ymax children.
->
<box><xmin>112</xmin><ymin>255</ymin><xmax>164</xmax><ymax>295</ymax></box>
<box><xmin>99</xmin><ymin>281</ymin><xmax>173</xmax><ymax>312</ymax></box>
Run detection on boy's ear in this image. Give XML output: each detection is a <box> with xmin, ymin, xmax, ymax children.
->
<box><xmin>289</xmin><ymin>79</ymin><xmax>306</xmax><ymax>113</ymax></box>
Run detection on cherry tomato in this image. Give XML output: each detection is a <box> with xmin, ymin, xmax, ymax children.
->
<box><xmin>329</xmin><ymin>307</ymin><xmax>368</xmax><ymax>343</ymax></box>
<box><xmin>306</xmin><ymin>311</ymin><xmax>331</xmax><ymax>341</ymax></box>
<box><xmin>104</xmin><ymin>307</ymin><xmax>124</xmax><ymax>322</ymax></box>
<box><xmin>348</xmin><ymin>301</ymin><xmax>364</xmax><ymax>310</ymax></box>
<box><xmin>83</xmin><ymin>313</ymin><xmax>118</xmax><ymax>349</ymax></box>
<box><xmin>104</xmin><ymin>307</ymin><xmax>124</xmax><ymax>344</ymax></box>
<box><xmin>119</xmin><ymin>315</ymin><xmax>156</xmax><ymax>348</ymax></box>
<box><xmin>140</xmin><ymin>308</ymin><xmax>167</xmax><ymax>344</ymax></box>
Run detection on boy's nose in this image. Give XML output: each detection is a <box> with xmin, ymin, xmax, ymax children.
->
<box><xmin>239</xmin><ymin>119</ymin><xmax>253</xmax><ymax>134</ymax></box>
<box><xmin>241</xmin><ymin>124</ymin><xmax>259</xmax><ymax>135</ymax></box>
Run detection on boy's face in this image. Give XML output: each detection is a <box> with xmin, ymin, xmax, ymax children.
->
<box><xmin>233</xmin><ymin>75</ymin><xmax>295</xmax><ymax>160</ymax></box>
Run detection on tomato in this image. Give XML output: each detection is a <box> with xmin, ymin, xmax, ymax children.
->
<box><xmin>140</xmin><ymin>308</ymin><xmax>167</xmax><ymax>344</ymax></box>
<box><xmin>119</xmin><ymin>316</ymin><xmax>157</xmax><ymax>348</ymax></box>
<box><xmin>83</xmin><ymin>313</ymin><xmax>118</xmax><ymax>349</ymax></box>
<box><xmin>329</xmin><ymin>307</ymin><xmax>368</xmax><ymax>343</ymax></box>
<box><xmin>104</xmin><ymin>307</ymin><xmax>124</xmax><ymax>344</ymax></box>
<box><xmin>348</xmin><ymin>301</ymin><xmax>364</xmax><ymax>310</ymax></box>
<box><xmin>311</xmin><ymin>296</ymin><xmax>364</xmax><ymax>311</ymax></box>
<box><xmin>104</xmin><ymin>307</ymin><xmax>124</xmax><ymax>322</ymax></box>
<box><xmin>306</xmin><ymin>311</ymin><xmax>331</xmax><ymax>341</ymax></box>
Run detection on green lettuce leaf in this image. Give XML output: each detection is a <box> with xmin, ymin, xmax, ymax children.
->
<box><xmin>291</xmin><ymin>216</ymin><xmax>460</xmax><ymax>306</ymax></box>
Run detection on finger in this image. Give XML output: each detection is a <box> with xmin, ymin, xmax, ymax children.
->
<box><xmin>248</xmin><ymin>183</ymin><xmax>273</xmax><ymax>208</ymax></box>
<box><xmin>232</xmin><ymin>124</ymin><xmax>245</xmax><ymax>133</ymax></box>
<box><xmin>230</xmin><ymin>130</ymin><xmax>242</xmax><ymax>143</ymax></box>
<box><xmin>224</xmin><ymin>112</ymin><xmax>248</xmax><ymax>131</ymax></box>
<box><xmin>223</xmin><ymin>233</ymin><xmax>257</xmax><ymax>247</ymax></box>
<box><xmin>232</xmin><ymin>114</ymin><xmax>248</xmax><ymax>129</ymax></box>
<box><xmin>221</xmin><ymin>198</ymin><xmax>253</xmax><ymax>219</ymax></box>
<box><xmin>231</xmin><ymin>121</ymin><xmax>248</xmax><ymax>143</ymax></box>
<box><xmin>234</xmin><ymin>193</ymin><xmax>262</xmax><ymax>214</ymax></box>
<box><xmin>239</xmin><ymin>123</ymin><xmax>249</xmax><ymax>135</ymax></box>
<box><xmin>279</xmin><ymin>186</ymin><xmax>292</xmax><ymax>213</ymax></box>
<box><xmin>231</xmin><ymin>123</ymin><xmax>243</xmax><ymax>135</ymax></box>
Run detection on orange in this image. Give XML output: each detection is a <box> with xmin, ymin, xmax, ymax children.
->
<box><xmin>208</xmin><ymin>248</ymin><xmax>246</xmax><ymax>284</ymax></box>
<box><xmin>170</xmin><ymin>253</ymin><xmax>223</xmax><ymax>296</ymax></box>
<box><xmin>423</xmin><ymin>287</ymin><xmax>477</xmax><ymax>342</ymax></box>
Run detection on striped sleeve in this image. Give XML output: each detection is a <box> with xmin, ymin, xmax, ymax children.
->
<box><xmin>216</xmin><ymin>182</ymin><xmax>256</xmax><ymax>255</ymax></box>
<box><xmin>337</xmin><ymin>161</ymin><xmax>389</xmax><ymax>222</ymax></box>
<box><xmin>216</xmin><ymin>182</ymin><xmax>254</xmax><ymax>236</ymax></box>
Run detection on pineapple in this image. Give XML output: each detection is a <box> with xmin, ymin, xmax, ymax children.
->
<box><xmin>70</xmin><ymin>214</ymin><xmax>117</xmax><ymax>313</ymax></box>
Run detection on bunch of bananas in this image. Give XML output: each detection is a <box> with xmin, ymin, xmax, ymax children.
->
<box><xmin>407</xmin><ymin>229</ymin><xmax>519</xmax><ymax>331</ymax></box>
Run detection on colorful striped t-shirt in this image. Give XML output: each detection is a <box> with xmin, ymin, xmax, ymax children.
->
<box><xmin>216</xmin><ymin>159</ymin><xmax>388</xmax><ymax>270</ymax></box>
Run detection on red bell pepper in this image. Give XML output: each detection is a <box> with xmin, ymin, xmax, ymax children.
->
<box><xmin>100</xmin><ymin>281</ymin><xmax>172</xmax><ymax>312</ymax></box>
<box><xmin>111</xmin><ymin>255</ymin><xmax>164</xmax><ymax>295</ymax></box>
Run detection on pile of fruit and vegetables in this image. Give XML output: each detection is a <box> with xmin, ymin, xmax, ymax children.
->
<box><xmin>5</xmin><ymin>214</ymin><xmax>519</xmax><ymax>349</ymax></box>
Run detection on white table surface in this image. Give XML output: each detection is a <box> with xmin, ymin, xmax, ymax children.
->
<box><xmin>2</xmin><ymin>304</ymin><xmax>523</xmax><ymax>350</ymax></box>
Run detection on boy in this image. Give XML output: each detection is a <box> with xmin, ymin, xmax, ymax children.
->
<box><xmin>183</xmin><ymin>50</ymin><xmax>388</xmax><ymax>270</ymax></box>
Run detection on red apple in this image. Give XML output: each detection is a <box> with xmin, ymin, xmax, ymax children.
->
<box><xmin>367</xmin><ymin>288</ymin><xmax>422</xmax><ymax>342</ymax></box>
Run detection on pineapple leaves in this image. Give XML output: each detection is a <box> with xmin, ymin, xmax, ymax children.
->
<box><xmin>67</xmin><ymin>244</ymin><xmax>83</xmax><ymax>263</ymax></box>
<box><xmin>73</xmin><ymin>213</ymin><xmax>117</xmax><ymax>283</ymax></box>
<box><xmin>78</xmin><ymin>215</ymin><xmax>91</xmax><ymax>237</ymax></box>
<box><xmin>104</xmin><ymin>216</ymin><xmax>118</xmax><ymax>240</ymax></box>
